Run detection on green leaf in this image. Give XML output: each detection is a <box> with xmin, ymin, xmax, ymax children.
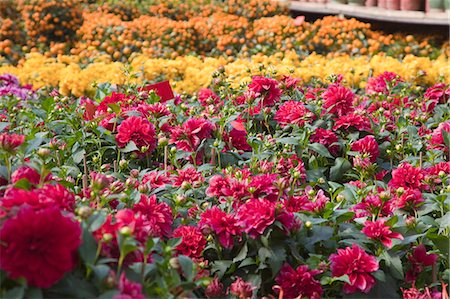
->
<box><xmin>308</xmin><ymin>143</ymin><xmax>333</xmax><ymax>159</ymax></box>
<box><xmin>178</xmin><ymin>255</ymin><xmax>195</xmax><ymax>281</ymax></box>
<box><xmin>25</xmin><ymin>287</ymin><xmax>42</xmax><ymax>299</ymax></box>
<box><xmin>72</xmin><ymin>149</ymin><xmax>86</xmax><ymax>164</ymax></box>
<box><xmin>211</xmin><ymin>260</ymin><xmax>232</xmax><ymax>278</ymax></box>
<box><xmin>381</xmin><ymin>251</ymin><xmax>404</xmax><ymax>280</ymax></box>
<box><xmin>13</xmin><ymin>178</ymin><xmax>32</xmax><ymax>191</ymax></box>
<box><xmin>442</xmin><ymin>130</ymin><xmax>450</xmax><ymax>149</ymax></box>
<box><xmin>277</xmin><ymin>137</ymin><xmax>300</xmax><ymax>145</ymax></box>
<box><xmin>333</xmin><ymin>274</ymin><xmax>351</xmax><ymax>284</ymax></box>
<box><xmin>437</xmin><ymin>211</ymin><xmax>450</xmax><ymax>233</ymax></box>
<box><xmin>232</xmin><ymin>243</ymin><xmax>248</xmax><ymax>263</ymax></box>
<box><xmin>4</xmin><ymin>286</ymin><xmax>25</xmax><ymax>299</ymax></box>
<box><xmin>87</xmin><ymin>211</ymin><xmax>107</xmax><ymax>232</ymax></box>
<box><xmin>329</xmin><ymin>158</ymin><xmax>351</xmax><ymax>181</ymax></box>
<box><xmin>121</xmin><ymin>141</ymin><xmax>138</xmax><ymax>153</ymax></box>
<box><xmin>97</xmin><ymin>290</ymin><xmax>119</xmax><ymax>299</ymax></box>
<box><xmin>79</xmin><ymin>227</ymin><xmax>98</xmax><ymax>265</ymax></box>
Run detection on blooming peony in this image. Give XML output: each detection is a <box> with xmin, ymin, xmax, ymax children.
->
<box><xmin>274</xmin><ymin>100</ymin><xmax>314</xmax><ymax>127</ymax></box>
<box><xmin>330</xmin><ymin>244</ymin><xmax>379</xmax><ymax>294</ymax></box>
<box><xmin>116</xmin><ymin>116</ymin><xmax>157</xmax><ymax>155</ymax></box>
<box><xmin>365</xmin><ymin>72</ymin><xmax>403</xmax><ymax>95</ymax></box>
<box><xmin>237</xmin><ymin>198</ymin><xmax>275</xmax><ymax>238</ymax></box>
<box><xmin>389</xmin><ymin>163</ymin><xmax>425</xmax><ymax>190</ymax></box>
<box><xmin>247</xmin><ymin>76</ymin><xmax>282</xmax><ymax>107</ymax></box>
<box><xmin>228</xmin><ymin>277</ymin><xmax>256</xmax><ymax>299</ymax></box>
<box><xmin>172</xmin><ymin>225</ymin><xmax>206</xmax><ymax>258</ymax></box>
<box><xmin>322</xmin><ymin>84</ymin><xmax>355</xmax><ymax>117</ymax></box>
<box><xmin>0</xmin><ymin>206</ymin><xmax>81</xmax><ymax>288</ymax></box>
<box><xmin>0</xmin><ymin>133</ymin><xmax>25</xmax><ymax>152</ymax></box>
<box><xmin>170</xmin><ymin>118</ymin><xmax>215</xmax><ymax>152</ymax></box>
<box><xmin>406</xmin><ymin>244</ymin><xmax>438</xmax><ymax>283</ymax></box>
<box><xmin>362</xmin><ymin>219</ymin><xmax>403</xmax><ymax>248</ymax></box>
<box><xmin>114</xmin><ymin>273</ymin><xmax>146</xmax><ymax>299</ymax></box>
<box><xmin>199</xmin><ymin>207</ymin><xmax>241</xmax><ymax>249</ymax></box>
<box><xmin>310</xmin><ymin>128</ymin><xmax>340</xmax><ymax>156</ymax></box>
<box><xmin>133</xmin><ymin>194</ymin><xmax>173</xmax><ymax>238</ymax></box>
<box><xmin>430</xmin><ymin>121</ymin><xmax>450</xmax><ymax>151</ymax></box>
<box><xmin>351</xmin><ymin>135</ymin><xmax>379</xmax><ymax>163</ymax></box>
<box><xmin>275</xmin><ymin>263</ymin><xmax>323</xmax><ymax>299</ymax></box>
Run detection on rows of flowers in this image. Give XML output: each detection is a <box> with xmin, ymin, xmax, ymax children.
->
<box><xmin>0</xmin><ymin>52</ymin><xmax>449</xmax><ymax>97</ymax></box>
<box><xmin>0</xmin><ymin>67</ymin><xmax>449</xmax><ymax>298</ymax></box>
<box><xmin>0</xmin><ymin>0</ymin><xmax>446</xmax><ymax>64</ymax></box>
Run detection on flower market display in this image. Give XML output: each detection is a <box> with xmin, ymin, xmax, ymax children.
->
<box><xmin>1</xmin><ymin>0</ymin><xmax>450</xmax><ymax>299</ymax></box>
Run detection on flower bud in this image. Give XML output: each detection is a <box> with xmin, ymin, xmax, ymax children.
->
<box><xmin>77</xmin><ymin>206</ymin><xmax>93</xmax><ymax>219</ymax></box>
<box><xmin>138</xmin><ymin>184</ymin><xmax>149</xmax><ymax>194</ymax></box>
<box><xmin>336</xmin><ymin>194</ymin><xmax>345</xmax><ymax>202</ymax></box>
<box><xmin>130</xmin><ymin>169</ymin><xmax>139</xmax><ymax>178</ymax></box>
<box><xmin>37</xmin><ymin>147</ymin><xmax>51</xmax><ymax>157</ymax></box>
<box><xmin>169</xmin><ymin>257</ymin><xmax>180</xmax><ymax>269</ymax></box>
<box><xmin>119</xmin><ymin>226</ymin><xmax>132</xmax><ymax>236</ymax></box>
<box><xmin>102</xmin><ymin>233</ymin><xmax>113</xmax><ymax>243</ymax></box>
<box><xmin>305</xmin><ymin>221</ymin><xmax>312</xmax><ymax>229</ymax></box>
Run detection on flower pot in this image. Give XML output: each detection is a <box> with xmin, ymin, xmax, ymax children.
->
<box><xmin>348</xmin><ymin>0</ymin><xmax>365</xmax><ymax>5</ymax></box>
<box><xmin>400</xmin><ymin>0</ymin><xmax>423</xmax><ymax>10</ymax></box>
<box><xmin>428</xmin><ymin>0</ymin><xmax>444</xmax><ymax>11</ymax></box>
<box><xmin>366</xmin><ymin>0</ymin><xmax>378</xmax><ymax>6</ymax></box>
<box><xmin>386</xmin><ymin>0</ymin><xmax>400</xmax><ymax>9</ymax></box>
<box><xmin>378</xmin><ymin>0</ymin><xmax>387</xmax><ymax>7</ymax></box>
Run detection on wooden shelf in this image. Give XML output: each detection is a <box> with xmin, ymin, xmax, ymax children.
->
<box><xmin>287</xmin><ymin>1</ymin><xmax>450</xmax><ymax>25</ymax></box>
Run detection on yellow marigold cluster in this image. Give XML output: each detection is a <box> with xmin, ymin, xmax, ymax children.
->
<box><xmin>1</xmin><ymin>52</ymin><xmax>448</xmax><ymax>97</ymax></box>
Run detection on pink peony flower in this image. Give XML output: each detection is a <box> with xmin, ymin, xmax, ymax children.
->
<box><xmin>170</xmin><ymin>118</ymin><xmax>215</xmax><ymax>152</ymax></box>
<box><xmin>205</xmin><ymin>277</ymin><xmax>225</xmax><ymax>298</ymax></box>
<box><xmin>0</xmin><ymin>206</ymin><xmax>81</xmax><ymax>288</ymax></box>
<box><xmin>430</xmin><ymin>121</ymin><xmax>450</xmax><ymax>151</ymax></box>
<box><xmin>275</xmin><ymin>263</ymin><xmax>323</xmax><ymax>299</ymax></box>
<box><xmin>310</xmin><ymin>128</ymin><xmax>340</xmax><ymax>156</ymax></box>
<box><xmin>114</xmin><ymin>273</ymin><xmax>146</xmax><ymax>299</ymax></box>
<box><xmin>228</xmin><ymin>277</ymin><xmax>256</xmax><ymax>299</ymax></box>
<box><xmin>248</xmin><ymin>76</ymin><xmax>282</xmax><ymax>107</ymax></box>
<box><xmin>133</xmin><ymin>194</ymin><xmax>173</xmax><ymax>238</ymax></box>
<box><xmin>116</xmin><ymin>116</ymin><xmax>157</xmax><ymax>155</ymax></box>
<box><xmin>365</xmin><ymin>72</ymin><xmax>403</xmax><ymax>95</ymax></box>
<box><xmin>389</xmin><ymin>163</ymin><xmax>425</xmax><ymax>190</ymax></box>
<box><xmin>198</xmin><ymin>88</ymin><xmax>222</xmax><ymax>107</ymax></box>
<box><xmin>0</xmin><ymin>133</ymin><xmax>25</xmax><ymax>152</ymax></box>
<box><xmin>172</xmin><ymin>225</ymin><xmax>206</xmax><ymax>259</ymax></box>
<box><xmin>199</xmin><ymin>207</ymin><xmax>241</xmax><ymax>249</ymax></box>
<box><xmin>351</xmin><ymin>135</ymin><xmax>379</xmax><ymax>163</ymax></box>
<box><xmin>406</xmin><ymin>244</ymin><xmax>438</xmax><ymax>283</ymax></box>
<box><xmin>333</xmin><ymin>113</ymin><xmax>372</xmax><ymax>132</ymax></box>
<box><xmin>362</xmin><ymin>219</ymin><xmax>403</xmax><ymax>248</ymax></box>
<box><xmin>274</xmin><ymin>100</ymin><xmax>314</xmax><ymax>127</ymax></box>
<box><xmin>322</xmin><ymin>84</ymin><xmax>355</xmax><ymax>117</ymax></box>
<box><xmin>237</xmin><ymin>198</ymin><xmax>275</xmax><ymax>238</ymax></box>
<box><xmin>330</xmin><ymin>244</ymin><xmax>379</xmax><ymax>294</ymax></box>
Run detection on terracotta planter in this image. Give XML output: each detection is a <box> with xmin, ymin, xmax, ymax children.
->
<box><xmin>400</xmin><ymin>0</ymin><xmax>423</xmax><ymax>10</ymax></box>
<box><xmin>386</xmin><ymin>0</ymin><xmax>401</xmax><ymax>9</ymax></box>
<box><xmin>428</xmin><ymin>0</ymin><xmax>444</xmax><ymax>11</ymax></box>
<box><xmin>378</xmin><ymin>0</ymin><xmax>387</xmax><ymax>8</ymax></box>
<box><xmin>366</xmin><ymin>0</ymin><xmax>378</xmax><ymax>6</ymax></box>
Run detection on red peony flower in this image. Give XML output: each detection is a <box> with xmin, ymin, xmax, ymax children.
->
<box><xmin>36</xmin><ymin>183</ymin><xmax>76</xmax><ymax>212</ymax></box>
<box><xmin>0</xmin><ymin>133</ymin><xmax>25</xmax><ymax>152</ymax></box>
<box><xmin>170</xmin><ymin>118</ymin><xmax>215</xmax><ymax>152</ymax></box>
<box><xmin>405</xmin><ymin>244</ymin><xmax>438</xmax><ymax>283</ymax></box>
<box><xmin>424</xmin><ymin>83</ymin><xmax>449</xmax><ymax>103</ymax></box>
<box><xmin>172</xmin><ymin>225</ymin><xmax>206</xmax><ymax>258</ymax></box>
<box><xmin>228</xmin><ymin>277</ymin><xmax>256</xmax><ymax>299</ymax></box>
<box><xmin>199</xmin><ymin>207</ymin><xmax>241</xmax><ymax>249</ymax></box>
<box><xmin>394</xmin><ymin>188</ymin><xmax>424</xmax><ymax>211</ymax></box>
<box><xmin>237</xmin><ymin>198</ymin><xmax>275</xmax><ymax>238</ymax></box>
<box><xmin>114</xmin><ymin>273</ymin><xmax>146</xmax><ymax>299</ymax></box>
<box><xmin>205</xmin><ymin>277</ymin><xmax>225</xmax><ymax>298</ymax></box>
<box><xmin>173</xmin><ymin>167</ymin><xmax>204</xmax><ymax>187</ymax></box>
<box><xmin>430</xmin><ymin>121</ymin><xmax>450</xmax><ymax>151</ymax></box>
<box><xmin>365</xmin><ymin>72</ymin><xmax>403</xmax><ymax>95</ymax></box>
<box><xmin>389</xmin><ymin>163</ymin><xmax>425</xmax><ymax>190</ymax></box>
<box><xmin>275</xmin><ymin>263</ymin><xmax>323</xmax><ymax>299</ymax></box>
<box><xmin>198</xmin><ymin>88</ymin><xmax>222</xmax><ymax>107</ymax></box>
<box><xmin>11</xmin><ymin>165</ymin><xmax>49</xmax><ymax>185</ymax></box>
<box><xmin>322</xmin><ymin>84</ymin><xmax>355</xmax><ymax>117</ymax></box>
<box><xmin>362</xmin><ymin>219</ymin><xmax>403</xmax><ymax>248</ymax></box>
<box><xmin>228</xmin><ymin>128</ymin><xmax>252</xmax><ymax>152</ymax></box>
<box><xmin>351</xmin><ymin>135</ymin><xmax>379</xmax><ymax>163</ymax></box>
<box><xmin>96</xmin><ymin>92</ymin><xmax>127</xmax><ymax>114</ymax></box>
<box><xmin>274</xmin><ymin>100</ymin><xmax>315</xmax><ymax>127</ymax></box>
<box><xmin>310</xmin><ymin>128</ymin><xmax>340</xmax><ymax>156</ymax></box>
<box><xmin>330</xmin><ymin>244</ymin><xmax>379</xmax><ymax>294</ymax></box>
<box><xmin>0</xmin><ymin>206</ymin><xmax>81</xmax><ymax>288</ymax></box>
<box><xmin>133</xmin><ymin>194</ymin><xmax>173</xmax><ymax>238</ymax></box>
<box><xmin>116</xmin><ymin>116</ymin><xmax>157</xmax><ymax>155</ymax></box>
<box><xmin>249</xmin><ymin>173</ymin><xmax>279</xmax><ymax>202</ymax></box>
<box><xmin>333</xmin><ymin>113</ymin><xmax>372</xmax><ymax>132</ymax></box>
<box><xmin>141</xmin><ymin>170</ymin><xmax>172</xmax><ymax>190</ymax></box>
<box><xmin>247</xmin><ymin>76</ymin><xmax>282</xmax><ymax>107</ymax></box>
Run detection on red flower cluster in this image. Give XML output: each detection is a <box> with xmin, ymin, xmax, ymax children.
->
<box><xmin>116</xmin><ymin>116</ymin><xmax>157</xmax><ymax>155</ymax></box>
<box><xmin>322</xmin><ymin>84</ymin><xmax>355</xmax><ymax>117</ymax></box>
<box><xmin>351</xmin><ymin>135</ymin><xmax>379</xmax><ymax>163</ymax></box>
<box><xmin>275</xmin><ymin>263</ymin><xmax>323</xmax><ymax>299</ymax></box>
<box><xmin>0</xmin><ymin>133</ymin><xmax>25</xmax><ymax>152</ymax></box>
<box><xmin>236</xmin><ymin>198</ymin><xmax>275</xmax><ymax>238</ymax></box>
<box><xmin>366</xmin><ymin>72</ymin><xmax>403</xmax><ymax>95</ymax></box>
<box><xmin>247</xmin><ymin>76</ymin><xmax>282</xmax><ymax>107</ymax></box>
<box><xmin>405</xmin><ymin>244</ymin><xmax>438</xmax><ymax>283</ymax></box>
<box><xmin>170</xmin><ymin>117</ymin><xmax>215</xmax><ymax>152</ymax></box>
<box><xmin>199</xmin><ymin>207</ymin><xmax>241</xmax><ymax>249</ymax></box>
<box><xmin>362</xmin><ymin>219</ymin><xmax>403</xmax><ymax>248</ymax></box>
<box><xmin>173</xmin><ymin>225</ymin><xmax>206</xmax><ymax>258</ymax></box>
<box><xmin>330</xmin><ymin>244</ymin><xmax>379</xmax><ymax>294</ymax></box>
<box><xmin>274</xmin><ymin>100</ymin><xmax>315</xmax><ymax>127</ymax></box>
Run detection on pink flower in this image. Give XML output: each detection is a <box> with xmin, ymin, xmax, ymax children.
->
<box><xmin>198</xmin><ymin>88</ymin><xmax>222</xmax><ymax>107</ymax></box>
<box><xmin>11</xmin><ymin>166</ymin><xmax>49</xmax><ymax>185</ymax></box>
<box><xmin>406</xmin><ymin>244</ymin><xmax>438</xmax><ymax>283</ymax></box>
<box><xmin>170</xmin><ymin>118</ymin><xmax>215</xmax><ymax>152</ymax></box>
<box><xmin>322</xmin><ymin>84</ymin><xmax>355</xmax><ymax>117</ymax></box>
<box><xmin>310</xmin><ymin>128</ymin><xmax>340</xmax><ymax>156</ymax></box>
<box><xmin>205</xmin><ymin>277</ymin><xmax>225</xmax><ymax>298</ymax></box>
<box><xmin>114</xmin><ymin>273</ymin><xmax>146</xmax><ymax>299</ymax></box>
<box><xmin>274</xmin><ymin>100</ymin><xmax>314</xmax><ymax>127</ymax></box>
<box><xmin>228</xmin><ymin>277</ymin><xmax>255</xmax><ymax>299</ymax></box>
<box><xmin>424</xmin><ymin>83</ymin><xmax>449</xmax><ymax>103</ymax></box>
<box><xmin>228</xmin><ymin>128</ymin><xmax>252</xmax><ymax>152</ymax></box>
<box><xmin>172</xmin><ymin>226</ymin><xmax>206</xmax><ymax>258</ymax></box>
<box><xmin>402</xmin><ymin>286</ymin><xmax>441</xmax><ymax>299</ymax></box>
<box><xmin>389</xmin><ymin>163</ymin><xmax>425</xmax><ymax>190</ymax></box>
<box><xmin>0</xmin><ymin>206</ymin><xmax>81</xmax><ymax>288</ymax></box>
<box><xmin>351</xmin><ymin>135</ymin><xmax>379</xmax><ymax>163</ymax></box>
<box><xmin>275</xmin><ymin>264</ymin><xmax>323</xmax><ymax>299</ymax></box>
<box><xmin>362</xmin><ymin>219</ymin><xmax>403</xmax><ymax>248</ymax></box>
<box><xmin>0</xmin><ymin>133</ymin><xmax>25</xmax><ymax>152</ymax></box>
<box><xmin>237</xmin><ymin>198</ymin><xmax>275</xmax><ymax>238</ymax></box>
<box><xmin>249</xmin><ymin>174</ymin><xmax>279</xmax><ymax>202</ymax></box>
<box><xmin>248</xmin><ymin>76</ymin><xmax>282</xmax><ymax>107</ymax></box>
<box><xmin>430</xmin><ymin>121</ymin><xmax>450</xmax><ymax>151</ymax></box>
<box><xmin>133</xmin><ymin>194</ymin><xmax>173</xmax><ymax>238</ymax></box>
<box><xmin>394</xmin><ymin>188</ymin><xmax>424</xmax><ymax>211</ymax></box>
<box><xmin>199</xmin><ymin>207</ymin><xmax>241</xmax><ymax>249</ymax></box>
<box><xmin>173</xmin><ymin>167</ymin><xmax>204</xmax><ymax>187</ymax></box>
<box><xmin>330</xmin><ymin>244</ymin><xmax>379</xmax><ymax>294</ymax></box>
<box><xmin>333</xmin><ymin>113</ymin><xmax>372</xmax><ymax>132</ymax></box>
<box><xmin>116</xmin><ymin>116</ymin><xmax>157</xmax><ymax>155</ymax></box>
<box><xmin>365</xmin><ymin>72</ymin><xmax>403</xmax><ymax>95</ymax></box>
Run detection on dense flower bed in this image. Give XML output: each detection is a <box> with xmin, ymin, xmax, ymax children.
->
<box><xmin>0</xmin><ymin>0</ymin><xmax>446</xmax><ymax>64</ymax></box>
<box><xmin>0</xmin><ymin>70</ymin><xmax>449</xmax><ymax>298</ymax></box>
<box><xmin>0</xmin><ymin>52</ymin><xmax>449</xmax><ymax>97</ymax></box>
